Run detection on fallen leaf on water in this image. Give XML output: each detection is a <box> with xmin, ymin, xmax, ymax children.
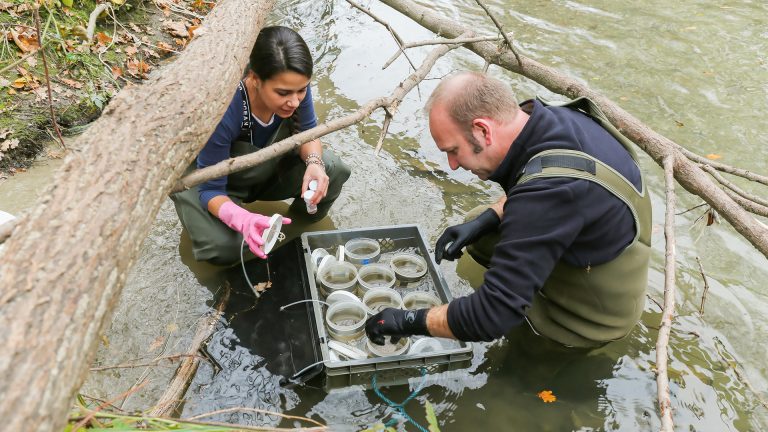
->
<box><xmin>148</xmin><ymin>335</ymin><xmax>165</xmax><ymax>352</ymax></box>
<box><xmin>674</xmin><ymin>120</ymin><xmax>685</xmax><ymax>127</ymax></box>
<box><xmin>705</xmin><ymin>153</ymin><xmax>722</xmax><ymax>160</ymax></box>
<box><xmin>254</xmin><ymin>281</ymin><xmax>272</xmax><ymax>292</ymax></box>
<box><xmin>537</xmin><ymin>390</ymin><xmax>557</xmax><ymax>403</ymax></box>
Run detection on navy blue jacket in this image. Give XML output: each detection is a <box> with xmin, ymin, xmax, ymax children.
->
<box><xmin>446</xmin><ymin>99</ymin><xmax>642</xmax><ymax>342</ymax></box>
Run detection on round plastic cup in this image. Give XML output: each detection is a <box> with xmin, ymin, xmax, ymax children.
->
<box><xmin>362</xmin><ymin>287</ymin><xmax>403</xmax><ymax>315</ymax></box>
<box><xmin>366</xmin><ymin>336</ymin><xmax>410</xmax><ymax>357</ymax></box>
<box><xmin>402</xmin><ymin>291</ymin><xmax>442</xmax><ymax>310</ymax></box>
<box><xmin>325</xmin><ymin>301</ymin><xmax>367</xmax><ymax>342</ymax></box>
<box><xmin>389</xmin><ymin>252</ymin><xmax>428</xmax><ymax>283</ymax></box>
<box><xmin>317</xmin><ymin>261</ymin><xmax>358</xmax><ymax>297</ymax></box>
<box><xmin>408</xmin><ymin>337</ymin><xmax>444</xmax><ymax>355</ymax></box>
<box><xmin>310</xmin><ymin>248</ymin><xmax>330</xmax><ymax>274</ymax></box>
<box><xmin>328</xmin><ymin>340</ymin><xmax>368</xmax><ymax>360</ymax></box>
<box><xmin>344</xmin><ymin>238</ymin><xmax>381</xmax><ymax>265</ymax></box>
<box><xmin>356</xmin><ymin>263</ymin><xmax>396</xmax><ymax>294</ymax></box>
<box><xmin>326</xmin><ymin>290</ymin><xmax>363</xmax><ymax>307</ymax></box>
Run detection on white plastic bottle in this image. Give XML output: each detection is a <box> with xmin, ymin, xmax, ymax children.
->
<box><xmin>304</xmin><ymin>180</ymin><xmax>318</xmax><ymax>214</ymax></box>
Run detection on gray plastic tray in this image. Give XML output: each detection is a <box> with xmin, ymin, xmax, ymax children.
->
<box><xmin>300</xmin><ymin>225</ymin><xmax>472</xmax><ymax>388</ymax></box>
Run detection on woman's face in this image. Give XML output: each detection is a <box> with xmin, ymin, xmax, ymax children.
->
<box><xmin>253</xmin><ymin>71</ymin><xmax>311</xmax><ymax>118</ymax></box>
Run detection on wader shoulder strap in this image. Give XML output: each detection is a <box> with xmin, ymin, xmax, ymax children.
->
<box><xmin>536</xmin><ymin>96</ymin><xmax>640</xmax><ymax>162</ymax></box>
<box><xmin>237</xmin><ymin>80</ymin><xmax>254</xmax><ymax>147</ymax></box>
<box><xmin>516</xmin><ymin>149</ymin><xmax>651</xmax><ymax>245</ymax></box>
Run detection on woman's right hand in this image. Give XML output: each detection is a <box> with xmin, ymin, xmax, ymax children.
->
<box><xmin>217</xmin><ymin>201</ymin><xmax>273</xmax><ymax>258</ymax></box>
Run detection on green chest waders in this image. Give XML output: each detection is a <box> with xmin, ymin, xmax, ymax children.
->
<box><xmin>516</xmin><ymin>97</ymin><xmax>652</xmax><ymax>348</ymax></box>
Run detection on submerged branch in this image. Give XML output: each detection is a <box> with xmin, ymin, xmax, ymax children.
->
<box><xmin>657</xmin><ymin>156</ymin><xmax>677</xmax><ymax>432</ymax></box>
<box><xmin>695</xmin><ymin>256</ymin><xmax>710</xmax><ymax>315</ymax></box>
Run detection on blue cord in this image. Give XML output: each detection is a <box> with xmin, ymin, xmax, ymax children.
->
<box><xmin>372</xmin><ymin>368</ymin><xmax>429</xmax><ymax>432</ymax></box>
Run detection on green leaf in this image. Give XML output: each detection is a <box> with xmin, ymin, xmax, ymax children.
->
<box><xmin>61</xmin><ymin>0</ymin><xmax>73</xmax><ymax>7</ymax></box>
<box><xmin>425</xmin><ymin>400</ymin><xmax>440</xmax><ymax>432</ymax></box>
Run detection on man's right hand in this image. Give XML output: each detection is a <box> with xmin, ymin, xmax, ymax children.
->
<box><xmin>435</xmin><ymin>208</ymin><xmax>500</xmax><ymax>263</ymax></box>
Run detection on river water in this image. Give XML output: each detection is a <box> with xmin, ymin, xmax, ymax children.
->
<box><xmin>1</xmin><ymin>0</ymin><xmax>766</xmax><ymax>430</ymax></box>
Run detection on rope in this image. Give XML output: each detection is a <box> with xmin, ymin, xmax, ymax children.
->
<box><xmin>372</xmin><ymin>367</ymin><xmax>430</xmax><ymax>432</ymax></box>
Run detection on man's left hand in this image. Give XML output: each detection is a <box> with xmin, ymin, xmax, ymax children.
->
<box><xmin>365</xmin><ymin>308</ymin><xmax>429</xmax><ymax>345</ymax></box>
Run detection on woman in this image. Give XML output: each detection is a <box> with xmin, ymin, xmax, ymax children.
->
<box><xmin>173</xmin><ymin>26</ymin><xmax>351</xmax><ymax>265</ymax></box>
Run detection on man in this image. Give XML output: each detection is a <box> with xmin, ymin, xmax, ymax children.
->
<box><xmin>365</xmin><ymin>71</ymin><xmax>651</xmax><ymax>349</ymax></box>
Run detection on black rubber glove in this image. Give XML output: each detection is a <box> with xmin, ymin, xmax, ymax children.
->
<box><xmin>434</xmin><ymin>208</ymin><xmax>501</xmax><ymax>263</ymax></box>
<box><xmin>365</xmin><ymin>307</ymin><xmax>429</xmax><ymax>345</ymax></box>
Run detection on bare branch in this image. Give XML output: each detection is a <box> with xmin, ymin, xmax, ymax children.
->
<box><xmin>374</xmin><ymin>110</ymin><xmax>393</xmax><ymax>156</ymax></box>
<box><xmin>172</xmin><ymin>33</ymin><xmax>472</xmax><ymax>192</ymax></box>
<box><xmin>34</xmin><ymin>6</ymin><xmax>66</xmax><ymax>151</ymax></box>
<box><xmin>701</xmin><ymin>165</ymin><xmax>768</xmax><ymax>209</ymax></box>
<box><xmin>382</xmin><ymin>33</ymin><xmax>513</xmax><ymax>69</ymax></box>
<box><xmin>656</xmin><ymin>155</ymin><xmax>677</xmax><ymax>432</ymax></box>
<box><xmin>680</xmin><ymin>146</ymin><xmax>768</xmax><ymax>187</ymax></box>
<box><xmin>474</xmin><ymin>0</ymin><xmax>522</xmax><ymax>68</ymax></box>
<box><xmin>345</xmin><ymin>0</ymin><xmax>417</xmax><ymax>72</ymax></box>
<box><xmin>380</xmin><ymin>0</ymin><xmax>768</xmax><ymax>259</ymax></box>
<box><xmin>186</xmin><ymin>406</ymin><xmax>326</xmax><ymax>428</ymax></box>
<box><xmin>713</xmin><ymin>338</ymin><xmax>768</xmax><ymax>410</ymax></box>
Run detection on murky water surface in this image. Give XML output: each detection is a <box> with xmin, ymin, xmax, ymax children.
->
<box><xmin>2</xmin><ymin>0</ymin><xmax>767</xmax><ymax>430</ymax></box>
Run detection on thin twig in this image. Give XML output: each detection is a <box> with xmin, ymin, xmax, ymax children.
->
<box><xmin>678</xmin><ymin>146</ymin><xmax>768</xmax><ymax>187</ymax></box>
<box><xmin>73</xmin><ymin>380</ymin><xmax>150</xmax><ymax>431</ymax></box>
<box><xmin>89</xmin><ymin>353</ymin><xmax>208</xmax><ymax>372</ymax></box>
<box><xmin>695</xmin><ymin>256</ymin><xmax>710</xmax><ymax>315</ymax></box>
<box><xmin>0</xmin><ymin>48</ymin><xmax>41</xmax><ymax>75</ymax></box>
<box><xmin>701</xmin><ymin>165</ymin><xmax>768</xmax><ymax>208</ymax></box>
<box><xmin>675</xmin><ymin>202</ymin><xmax>708</xmax><ymax>216</ymax></box>
<box><xmin>33</xmin><ymin>5</ymin><xmax>66</xmax><ymax>151</ymax></box>
<box><xmin>656</xmin><ymin>155</ymin><xmax>677</xmax><ymax>432</ymax></box>
<box><xmin>646</xmin><ymin>293</ymin><xmax>663</xmax><ymax>312</ymax></box>
<box><xmin>721</xmin><ymin>187</ymin><xmax>768</xmax><ymax>218</ymax></box>
<box><xmin>382</xmin><ymin>33</ymin><xmax>512</xmax><ymax>69</ymax></box>
<box><xmin>713</xmin><ymin>337</ymin><xmax>768</xmax><ymax>410</ymax></box>
<box><xmin>186</xmin><ymin>407</ymin><xmax>325</xmax><ymax>428</ymax></box>
<box><xmin>474</xmin><ymin>0</ymin><xmax>522</xmax><ymax>69</ymax></box>
<box><xmin>345</xmin><ymin>0</ymin><xmax>417</xmax><ymax>74</ymax></box>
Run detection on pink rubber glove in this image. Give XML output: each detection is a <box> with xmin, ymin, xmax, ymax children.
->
<box><xmin>218</xmin><ymin>201</ymin><xmax>272</xmax><ymax>259</ymax></box>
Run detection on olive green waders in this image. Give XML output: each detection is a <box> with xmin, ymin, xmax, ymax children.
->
<box><xmin>171</xmin><ymin>120</ymin><xmax>351</xmax><ymax>265</ymax></box>
<box><xmin>465</xmin><ymin>97</ymin><xmax>651</xmax><ymax>348</ymax></box>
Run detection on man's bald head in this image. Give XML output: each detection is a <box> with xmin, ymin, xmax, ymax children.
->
<box><xmin>425</xmin><ymin>72</ymin><xmax>519</xmax><ymax>142</ymax></box>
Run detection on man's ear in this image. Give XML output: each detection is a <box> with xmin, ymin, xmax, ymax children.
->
<box><xmin>471</xmin><ymin>118</ymin><xmax>492</xmax><ymax>146</ymax></box>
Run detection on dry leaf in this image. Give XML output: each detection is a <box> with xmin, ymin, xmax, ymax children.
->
<box><xmin>148</xmin><ymin>335</ymin><xmax>165</xmax><ymax>352</ymax></box>
<box><xmin>156</xmin><ymin>41</ymin><xmax>174</xmax><ymax>53</ymax></box>
<box><xmin>126</xmin><ymin>59</ymin><xmax>151</xmax><ymax>78</ymax></box>
<box><xmin>537</xmin><ymin>390</ymin><xmax>557</xmax><ymax>403</ymax></box>
<box><xmin>60</xmin><ymin>78</ymin><xmax>83</xmax><ymax>89</ymax></box>
<box><xmin>253</xmin><ymin>281</ymin><xmax>272</xmax><ymax>292</ymax></box>
<box><xmin>125</xmin><ymin>45</ymin><xmax>138</xmax><ymax>57</ymax></box>
<box><xmin>0</xmin><ymin>138</ymin><xmax>19</xmax><ymax>151</ymax></box>
<box><xmin>0</xmin><ymin>2</ymin><xmax>14</xmax><ymax>11</ymax></box>
<box><xmin>10</xmin><ymin>30</ymin><xmax>39</xmax><ymax>53</ymax></box>
<box><xmin>0</xmin><ymin>77</ymin><xmax>10</xmax><ymax>88</ymax></box>
<box><xmin>25</xmin><ymin>55</ymin><xmax>37</xmax><ymax>68</ymax></box>
<box><xmin>705</xmin><ymin>153</ymin><xmax>722</xmax><ymax>160</ymax></box>
<box><xmin>95</xmin><ymin>31</ymin><xmax>112</xmax><ymax>46</ymax></box>
<box><xmin>0</xmin><ymin>129</ymin><xmax>11</xmax><ymax>139</ymax></box>
<box><xmin>11</xmin><ymin>77</ymin><xmax>28</xmax><ymax>89</ymax></box>
<box><xmin>163</xmin><ymin>20</ymin><xmax>188</xmax><ymax>38</ymax></box>
<box><xmin>111</xmin><ymin>65</ymin><xmax>123</xmax><ymax>79</ymax></box>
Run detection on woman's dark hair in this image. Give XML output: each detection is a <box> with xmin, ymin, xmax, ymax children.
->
<box><xmin>249</xmin><ymin>26</ymin><xmax>313</xmax><ymax>80</ymax></box>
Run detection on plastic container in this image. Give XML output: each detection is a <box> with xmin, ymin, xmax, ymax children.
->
<box><xmin>344</xmin><ymin>238</ymin><xmax>381</xmax><ymax>265</ymax></box>
<box><xmin>317</xmin><ymin>261</ymin><xmax>358</xmax><ymax>297</ymax></box>
<box><xmin>356</xmin><ymin>263</ymin><xmax>396</xmax><ymax>294</ymax></box>
<box><xmin>402</xmin><ymin>291</ymin><xmax>442</xmax><ymax>310</ymax></box>
<box><xmin>362</xmin><ymin>287</ymin><xmax>403</xmax><ymax>315</ymax></box>
<box><xmin>326</xmin><ymin>290</ymin><xmax>362</xmax><ymax>307</ymax></box>
<box><xmin>328</xmin><ymin>340</ymin><xmax>368</xmax><ymax>360</ymax></box>
<box><xmin>261</xmin><ymin>214</ymin><xmax>284</xmax><ymax>254</ymax></box>
<box><xmin>325</xmin><ymin>301</ymin><xmax>367</xmax><ymax>342</ymax></box>
<box><xmin>408</xmin><ymin>337</ymin><xmax>444</xmax><ymax>355</ymax></box>
<box><xmin>310</xmin><ymin>248</ymin><xmax>330</xmax><ymax>274</ymax></box>
<box><xmin>304</xmin><ymin>180</ymin><xmax>319</xmax><ymax>214</ymax></box>
<box><xmin>366</xmin><ymin>336</ymin><xmax>411</xmax><ymax>357</ymax></box>
<box><xmin>389</xmin><ymin>252</ymin><xmax>428</xmax><ymax>283</ymax></box>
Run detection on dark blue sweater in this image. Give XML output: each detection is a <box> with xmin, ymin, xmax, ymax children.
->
<box><xmin>196</xmin><ymin>83</ymin><xmax>318</xmax><ymax>208</ymax></box>
<box><xmin>446</xmin><ymin>99</ymin><xmax>642</xmax><ymax>342</ymax></box>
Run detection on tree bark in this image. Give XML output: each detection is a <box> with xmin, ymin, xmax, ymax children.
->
<box><xmin>378</xmin><ymin>0</ymin><xmax>768</xmax><ymax>259</ymax></box>
<box><xmin>0</xmin><ymin>1</ymin><xmax>275</xmax><ymax>430</ymax></box>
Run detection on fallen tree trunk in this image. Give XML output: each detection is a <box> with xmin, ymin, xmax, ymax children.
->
<box><xmin>378</xmin><ymin>0</ymin><xmax>768</xmax><ymax>259</ymax></box>
<box><xmin>0</xmin><ymin>0</ymin><xmax>276</xmax><ymax>430</ymax></box>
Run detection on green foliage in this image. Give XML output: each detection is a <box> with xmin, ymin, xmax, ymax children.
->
<box><xmin>424</xmin><ymin>401</ymin><xmax>440</xmax><ymax>432</ymax></box>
